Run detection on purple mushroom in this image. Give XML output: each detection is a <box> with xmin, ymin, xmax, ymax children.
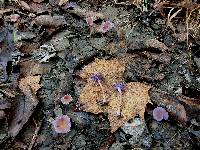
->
<box><xmin>114</xmin><ymin>82</ymin><xmax>125</xmax><ymax>118</ymax></box>
<box><xmin>98</xmin><ymin>21</ymin><xmax>114</xmax><ymax>33</ymax></box>
<box><xmin>91</xmin><ymin>73</ymin><xmax>107</xmax><ymax>105</ymax></box>
<box><xmin>91</xmin><ymin>73</ymin><xmax>103</xmax><ymax>82</ymax></box>
<box><xmin>114</xmin><ymin>82</ymin><xmax>125</xmax><ymax>93</ymax></box>
<box><xmin>153</xmin><ymin>107</ymin><xmax>169</xmax><ymax>121</ymax></box>
<box><xmin>52</xmin><ymin>115</ymin><xmax>71</xmax><ymax>133</ymax></box>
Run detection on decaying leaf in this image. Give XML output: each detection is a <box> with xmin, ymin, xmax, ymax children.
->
<box><xmin>0</xmin><ymin>18</ymin><xmax>15</xmax><ymax>83</ymax></box>
<box><xmin>0</xmin><ymin>88</ymin><xmax>16</xmax><ymax>98</ymax></box>
<box><xmin>144</xmin><ymin>39</ymin><xmax>170</xmax><ymax>52</ymax></box>
<box><xmin>20</xmin><ymin>60</ymin><xmax>51</xmax><ymax>76</ymax></box>
<box><xmin>58</xmin><ymin>0</ymin><xmax>68</xmax><ymax>6</ymax></box>
<box><xmin>114</xmin><ymin>0</ymin><xmax>143</xmax><ymax>9</ymax></box>
<box><xmin>34</xmin><ymin>15</ymin><xmax>66</xmax><ymax>27</ymax></box>
<box><xmin>108</xmin><ymin>82</ymin><xmax>151</xmax><ymax>133</ymax></box>
<box><xmin>19</xmin><ymin>1</ymin><xmax>31</xmax><ymax>11</ymax></box>
<box><xmin>64</xmin><ymin>6</ymin><xmax>105</xmax><ymax>20</ymax></box>
<box><xmin>0</xmin><ymin>100</ymin><xmax>11</xmax><ymax>109</ymax></box>
<box><xmin>177</xmin><ymin>95</ymin><xmax>200</xmax><ymax>110</ymax></box>
<box><xmin>33</xmin><ymin>0</ymin><xmax>44</xmax><ymax>3</ymax></box>
<box><xmin>79</xmin><ymin>59</ymin><xmax>151</xmax><ymax>132</ymax></box>
<box><xmin>80</xmin><ymin>58</ymin><xmax>125</xmax><ymax>85</ymax></box>
<box><xmin>8</xmin><ymin>76</ymin><xmax>41</xmax><ymax>137</ymax></box>
<box><xmin>79</xmin><ymin>81</ymin><xmax>111</xmax><ymax>114</ymax></box>
<box><xmin>19</xmin><ymin>75</ymin><xmax>41</xmax><ymax>95</ymax></box>
<box><xmin>8</xmin><ymin>88</ymin><xmax>39</xmax><ymax>137</ymax></box>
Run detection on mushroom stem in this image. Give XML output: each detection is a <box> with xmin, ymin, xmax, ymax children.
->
<box><xmin>117</xmin><ymin>91</ymin><xmax>123</xmax><ymax>117</ymax></box>
<box><xmin>98</xmin><ymin>80</ymin><xmax>106</xmax><ymax>102</ymax></box>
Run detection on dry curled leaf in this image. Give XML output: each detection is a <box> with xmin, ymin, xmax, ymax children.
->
<box><xmin>19</xmin><ymin>75</ymin><xmax>41</xmax><ymax>95</ymax></box>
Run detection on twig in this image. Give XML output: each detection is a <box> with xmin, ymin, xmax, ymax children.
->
<box><xmin>0</xmin><ymin>9</ymin><xmax>18</xmax><ymax>15</ymax></box>
<box><xmin>28</xmin><ymin>119</ymin><xmax>43</xmax><ymax>150</ymax></box>
<box><xmin>166</xmin><ymin>130</ymin><xmax>179</xmax><ymax>144</ymax></box>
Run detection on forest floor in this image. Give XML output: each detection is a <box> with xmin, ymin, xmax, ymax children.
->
<box><xmin>0</xmin><ymin>0</ymin><xmax>200</xmax><ymax>149</ymax></box>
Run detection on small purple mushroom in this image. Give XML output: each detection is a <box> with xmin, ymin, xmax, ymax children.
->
<box><xmin>52</xmin><ymin>115</ymin><xmax>71</xmax><ymax>133</ymax></box>
<box><xmin>91</xmin><ymin>73</ymin><xmax>107</xmax><ymax>104</ymax></box>
<box><xmin>61</xmin><ymin>94</ymin><xmax>73</xmax><ymax>105</ymax></box>
<box><xmin>91</xmin><ymin>73</ymin><xmax>103</xmax><ymax>82</ymax></box>
<box><xmin>98</xmin><ymin>21</ymin><xmax>114</xmax><ymax>33</ymax></box>
<box><xmin>153</xmin><ymin>107</ymin><xmax>169</xmax><ymax>121</ymax></box>
<box><xmin>114</xmin><ymin>82</ymin><xmax>125</xmax><ymax>118</ymax></box>
<box><xmin>86</xmin><ymin>16</ymin><xmax>94</xmax><ymax>27</ymax></box>
<box><xmin>114</xmin><ymin>82</ymin><xmax>125</xmax><ymax>93</ymax></box>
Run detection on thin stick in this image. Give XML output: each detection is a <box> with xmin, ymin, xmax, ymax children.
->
<box><xmin>28</xmin><ymin>119</ymin><xmax>42</xmax><ymax>150</ymax></box>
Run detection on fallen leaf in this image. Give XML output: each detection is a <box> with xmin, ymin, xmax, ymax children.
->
<box><xmin>19</xmin><ymin>1</ymin><xmax>31</xmax><ymax>11</ymax></box>
<box><xmin>0</xmin><ymin>88</ymin><xmax>16</xmax><ymax>97</ymax></box>
<box><xmin>33</xmin><ymin>0</ymin><xmax>44</xmax><ymax>3</ymax></box>
<box><xmin>19</xmin><ymin>75</ymin><xmax>41</xmax><ymax>95</ymax></box>
<box><xmin>0</xmin><ymin>110</ymin><xmax>5</xmax><ymax>119</ymax></box>
<box><xmin>34</xmin><ymin>15</ymin><xmax>66</xmax><ymax>27</ymax></box>
<box><xmin>8</xmin><ymin>74</ymin><xmax>41</xmax><ymax>137</ymax></box>
<box><xmin>20</xmin><ymin>60</ymin><xmax>51</xmax><ymax>76</ymax></box>
<box><xmin>144</xmin><ymin>39</ymin><xmax>170</xmax><ymax>52</ymax></box>
<box><xmin>0</xmin><ymin>100</ymin><xmax>11</xmax><ymax>109</ymax></box>
<box><xmin>108</xmin><ymin>82</ymin><xmax>151</xmax><ymax>133</ymax></box>
<box><xmin>63</xmin><ymin>6</ymin><xmax>105</xmax><ymax>20</ymax></box>
<box><xmin>58</xmin><ymin>0</ymin><xmax>68</xmax><ymax>6</ymax></box>
<box><xmin>8</xmin><ymin>88</ymin><xmax>39</xmax><ymax>137</ymax></box>
<box><xmin>177</xmin><ymin>95</ymin><xmax>200</xmax><ymax>110</ymax></box>
<box><xmin>79</xmin><ymin>59</ymin><xmax>151</xmax><ymax>132</ymax></box>
<box><xmin>80</xmin><ymin>58</ymin><xmax>125</xmax><ymax>85</ymax></box>
<box><xmin>0</xmin><ymin>18</ymin><xmax>15</xmax><ymax>83</ymax></box>
<box><xmin>29</xmin><ymin>2</ymin><xmax>48</xmax><ymax>14</ymax></box>
<box><xmin>79</xmin><ymin>81</ymin><xmax>110</xmax><ymax>114</ymax></box>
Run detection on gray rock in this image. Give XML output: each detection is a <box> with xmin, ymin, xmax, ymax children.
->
<box><xmin>102</xmin><ymin>6</ymin><xmax>119</xmax><ymax>21</ymax></box>
<box><xmin>109</xmin><ymin>142</ymin><xmax>124</xmax><ymax>150</ymax></box>
<box><xmin>67</xmin><ymin>112</ymin><xmax>95</xmax><ymax>127</ymax></box>
<box><xmin>121</xmin><ymin>118</ymin><xmax>152</xmax><ymax>148</ymax></box>
<box><xmin>15</xmin><ymin>31</ymin><xmax>36</xmax><ymax>41</ymax></box>
<box><xmin>46</xmin><ymin>30</ymin><xmax>71</xmax><ymax>52</ymax></box>
<box><xmin>90</xmin><ymin>37</ymin><xmax>107</xmax><ymax>50</ymax></box>
<box><xmin>71</xmin><ymin>134</ymin><xmax>87</xmax><ymax>150</ymax></box>
<box><xmin>121</xmin><ymin>118</ymin><xmax>144</xmax><ymax>136</ymax></box>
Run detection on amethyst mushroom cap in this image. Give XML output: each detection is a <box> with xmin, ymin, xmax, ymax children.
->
<box><xmin>153</xmin><ymin>107</ymin><xmax>169</xmax><ymax>121</ymax></box>
<box><xmin>114</xmin><ymin>82</ymin><xmax>125</xmax><ymax>93</ymax></box>
<box><xmin>91</xmin><ymin>73</ymin><xmax>103</xmax><ymax>82</ymax></box>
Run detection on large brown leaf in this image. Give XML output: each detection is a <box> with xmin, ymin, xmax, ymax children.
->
<box><xmin>79</xmin><ymin>59</ymin><xmax>151</xmax><ymax>132</ymax></box>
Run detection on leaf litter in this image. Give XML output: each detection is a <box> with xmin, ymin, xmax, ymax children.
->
<box><xmin>1</xmin><ymin>0</ymin><xmax>200</xmax><ymax>149</ymax></box>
